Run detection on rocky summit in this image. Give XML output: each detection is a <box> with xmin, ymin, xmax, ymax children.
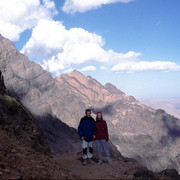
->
<box><xmin>0</xmin><ymin>34</ymin><xmax>180</xmax><ymax>178</ymax></box>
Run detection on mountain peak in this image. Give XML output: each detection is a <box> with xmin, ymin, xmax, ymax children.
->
<box><xmin>0</xmin><ymin>34</ymin><xmax>17</xmax><ymax>53</ymax></box>
<box><xmin>56</xmin><ymin>70</ymin><xmax>129</xmax><ymax>105</ymax></box>
<box><xmin>105</xmin><ymin>82</ymin><xmax>125</xmax><ymax>95</ymax></box>
<box><xmin>68</xmin><ymin>70</ymin><xmax>85</xmax><ymax>78</ymax></box>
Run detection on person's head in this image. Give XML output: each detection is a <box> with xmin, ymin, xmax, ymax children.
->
<box><xmin>85</xmin><ymin>109</ymin><xmax>91</xmax><ymax>117</ymax></box>
<box><xmin>96</xmin><ymin>112</ymin><xmax>103</xmax><ymax>121</ymax></box>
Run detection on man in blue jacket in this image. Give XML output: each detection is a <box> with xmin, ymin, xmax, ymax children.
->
<box><xmin>78</xmin><ymin>109</ymin><xmax>95</xmax><ymax>165</ymax></box>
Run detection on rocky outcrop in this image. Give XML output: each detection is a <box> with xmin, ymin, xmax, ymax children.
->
<box><xmin>104</xmin><ymin>82</ymin><xmax>125</xmax><ymax>94</ymax></box>
<box><xmin>0</xmin><ymin>70</ymin><xmax>49</xmax><ymax>154</ymax></box>
<box><xmin>0</xmin><ymin>70</ymin><xmax>78</xmax><ymax>179</ymax></box>
<box><xmin>0</xmin><ymin>35</ymin><xmax>82</xmax><ymax>154</ymax></box>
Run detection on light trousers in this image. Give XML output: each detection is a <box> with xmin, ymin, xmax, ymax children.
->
<box><xmin>82</xmin><ymin>140</ymin><xmax>93</xmax><ymax>159</ymax></box>
<box><xmin>96</xmin><ymin>139</ymin><xmax>110</xmax><ymax>163</ymax></box>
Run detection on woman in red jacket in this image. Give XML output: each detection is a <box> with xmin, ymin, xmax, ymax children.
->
<box><xmin>95</xmin><ymin>112</ymin><xmax>111</xmax><ymax>164</ymax></box>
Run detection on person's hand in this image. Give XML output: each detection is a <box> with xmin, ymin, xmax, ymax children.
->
<box><xmin>81</xmin><ymin>137</ymin><xmax>84</xmax><ymax>140</ymax></box>
<box><xmin>93</xmin><ymin>135</ymin><xmax>96</xmax><ymax>140</ymax></box>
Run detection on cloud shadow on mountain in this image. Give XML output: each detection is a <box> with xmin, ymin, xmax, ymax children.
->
<box><xmin>161</xmin><ymin>114</ymin><xmax>180</xmax><ymax>143</ymax></box>
<box><xmin>90</xmin><ymin>104</ymin><xmax>115</xmax><ymax>115</ymax></box>
<box><xmin>34</xmin><ymin>113</ymin><xmax>81</xmax><ymax>154</ymax></box>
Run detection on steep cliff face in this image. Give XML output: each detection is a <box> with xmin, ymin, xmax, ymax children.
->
<box><xmin>0</xmin><ymin>70</ymin><xmax>77</xmax><ymax>179</ymax></box>
<box><xmin>104</xmin><ymin>82</ymin><xmax>125</xmax><ymax>95</ymax></box>
<box><xmin>0</xmin><ymin>71</ymin><xmax>49</xmax><ymax>154</ymax></box>
<box><xmin>0</xmin><ymin>34</ymin><xmax>82</xmax><ymax>154</ymax></box>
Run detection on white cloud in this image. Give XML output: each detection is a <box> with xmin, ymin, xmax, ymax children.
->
<box><xmin>111</xmin><ymin>61</ymin><xmax>180</xmax><ymax>73</ymax></box>
<box><xmin>62</xmin><ymin>0</ymin><xmax>134</xmax><ymax>14</ymax></box>
<box><xmin>63</xmin><ymin>68</ymin><xmax>74</xmax><ymax>74</ymax></box>
<box><xmin>0</xmin><ymin>0</ymin><xmax>57</xmax><ymax>41</ymax></box>
<box><xmin>21</xmin><ymin>18</ymin><xmax>180</xmax><ymax>75</ymax></box>
<box><xmin>100</xmin><ymin>66</ymin><xmax>108</xmax><ymax>70</ymax></box>
<box><xmin>2</xmin><ymin>0</ymin><xmax>179</xmax><ymax>75</ymax></box>
<box><xmin>21</xmin><ymin>19</ymin><xmax>141</xmax><ymax>74</ymax></box>
<box><xmin>79</xmin><ymin>66</ymin><xmax>97</xmax><ymax>72</ymax></box>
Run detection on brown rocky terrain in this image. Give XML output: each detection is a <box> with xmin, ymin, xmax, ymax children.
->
<box><xmin>54</xmin><ymin>153</ymin><xmax>180</xmax><ymax>180</ymax></box>
<box><xmin>1</xmin><ymin>34</ymin><xmax>180</xmax><ymax>176</ymax></box>
<box><xmin>0</xmin><ymin>70</ymin><xmax>78</xmax><ymax>179</ymax></box>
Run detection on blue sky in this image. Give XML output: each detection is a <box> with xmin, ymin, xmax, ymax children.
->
<box><xmin>0</xmin><ymin>0</ymin><xmax>180</xmax><ymax>99</ymax></box>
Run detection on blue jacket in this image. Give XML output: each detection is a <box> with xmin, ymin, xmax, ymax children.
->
<box><xmin>78</xmin><ymin>116</ymin><xmax>95</xmax><ymax>142</ymax></box>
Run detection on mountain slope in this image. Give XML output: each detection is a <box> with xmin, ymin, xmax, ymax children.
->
<box><xmin>0</xmin><ymin>34</ymin><xmax>82</xmax><ymax>154</ymax></box>
<box><xmin>55</xmin><ymin>70</ymin><xmax>136</xmax><ymax>127</ymax></box>
<box><xmin>0</xmin><ymin>70</ymin><xmax>78</xmax><ymax>179</ymax></box>
<box><xmin>1</xmin><ymin>34</ymin><xmax>180</xmax><ymax>174</ymax></box>
<box><xmin>56</xmin><ymin>70</ymin><xmax>180</xmax><ymax>173</ymax></box>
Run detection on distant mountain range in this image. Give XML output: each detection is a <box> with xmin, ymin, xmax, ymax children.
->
<box><xmin>0</xmin><ymin>34</ymin><xmax>180</xmax><ymax>174</ymax></box>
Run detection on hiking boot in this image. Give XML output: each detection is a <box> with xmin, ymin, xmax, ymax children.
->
<box><xmin>107</xmin><ymin>159</ymin><xmax>112</xmax><ymax>165</ymax></box>
<box><xmin>87</xmin><ymin>158</ymin><xmax>95</xmax><ymax>165</ymax></box>
<box><xmin>97</xmin><ymin>160</ymin><xmax>102</xmax><ymax>165</ymax></box>
<box><xmin>82</xmin><ymin>159</ymin><xmax>87</xmax><ymax>165</ymax></box>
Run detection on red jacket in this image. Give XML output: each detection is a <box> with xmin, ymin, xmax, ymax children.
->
<box><xmin>95</xmin><ymin>120</ymin><xmax>109</xmax><ymax>141</ymax></box>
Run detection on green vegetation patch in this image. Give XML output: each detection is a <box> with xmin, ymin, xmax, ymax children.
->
<box><xmin>0</xmin><ymin>94</ymin><xmax>16</xmax><ymax>109</ymax></box>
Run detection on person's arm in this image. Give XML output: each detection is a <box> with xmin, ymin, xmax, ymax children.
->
<box><xmin>94</xmin><ymin>122</ymin><xmax>97</xmax><ymax>135</ymax></box>
<box><xmin>93</xmin><ymin>121</ymin><xmax>96</xmax><ymax>140</ymax></box>
<box><xmin>104</xmin><ymin>121</ymin><xmax>109</xmax><ymax>141</ymax></box>
<box><xmin>78</xmin><ymin>119</ymin><xmax>84</xmax><ymax>140</ymax></box>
